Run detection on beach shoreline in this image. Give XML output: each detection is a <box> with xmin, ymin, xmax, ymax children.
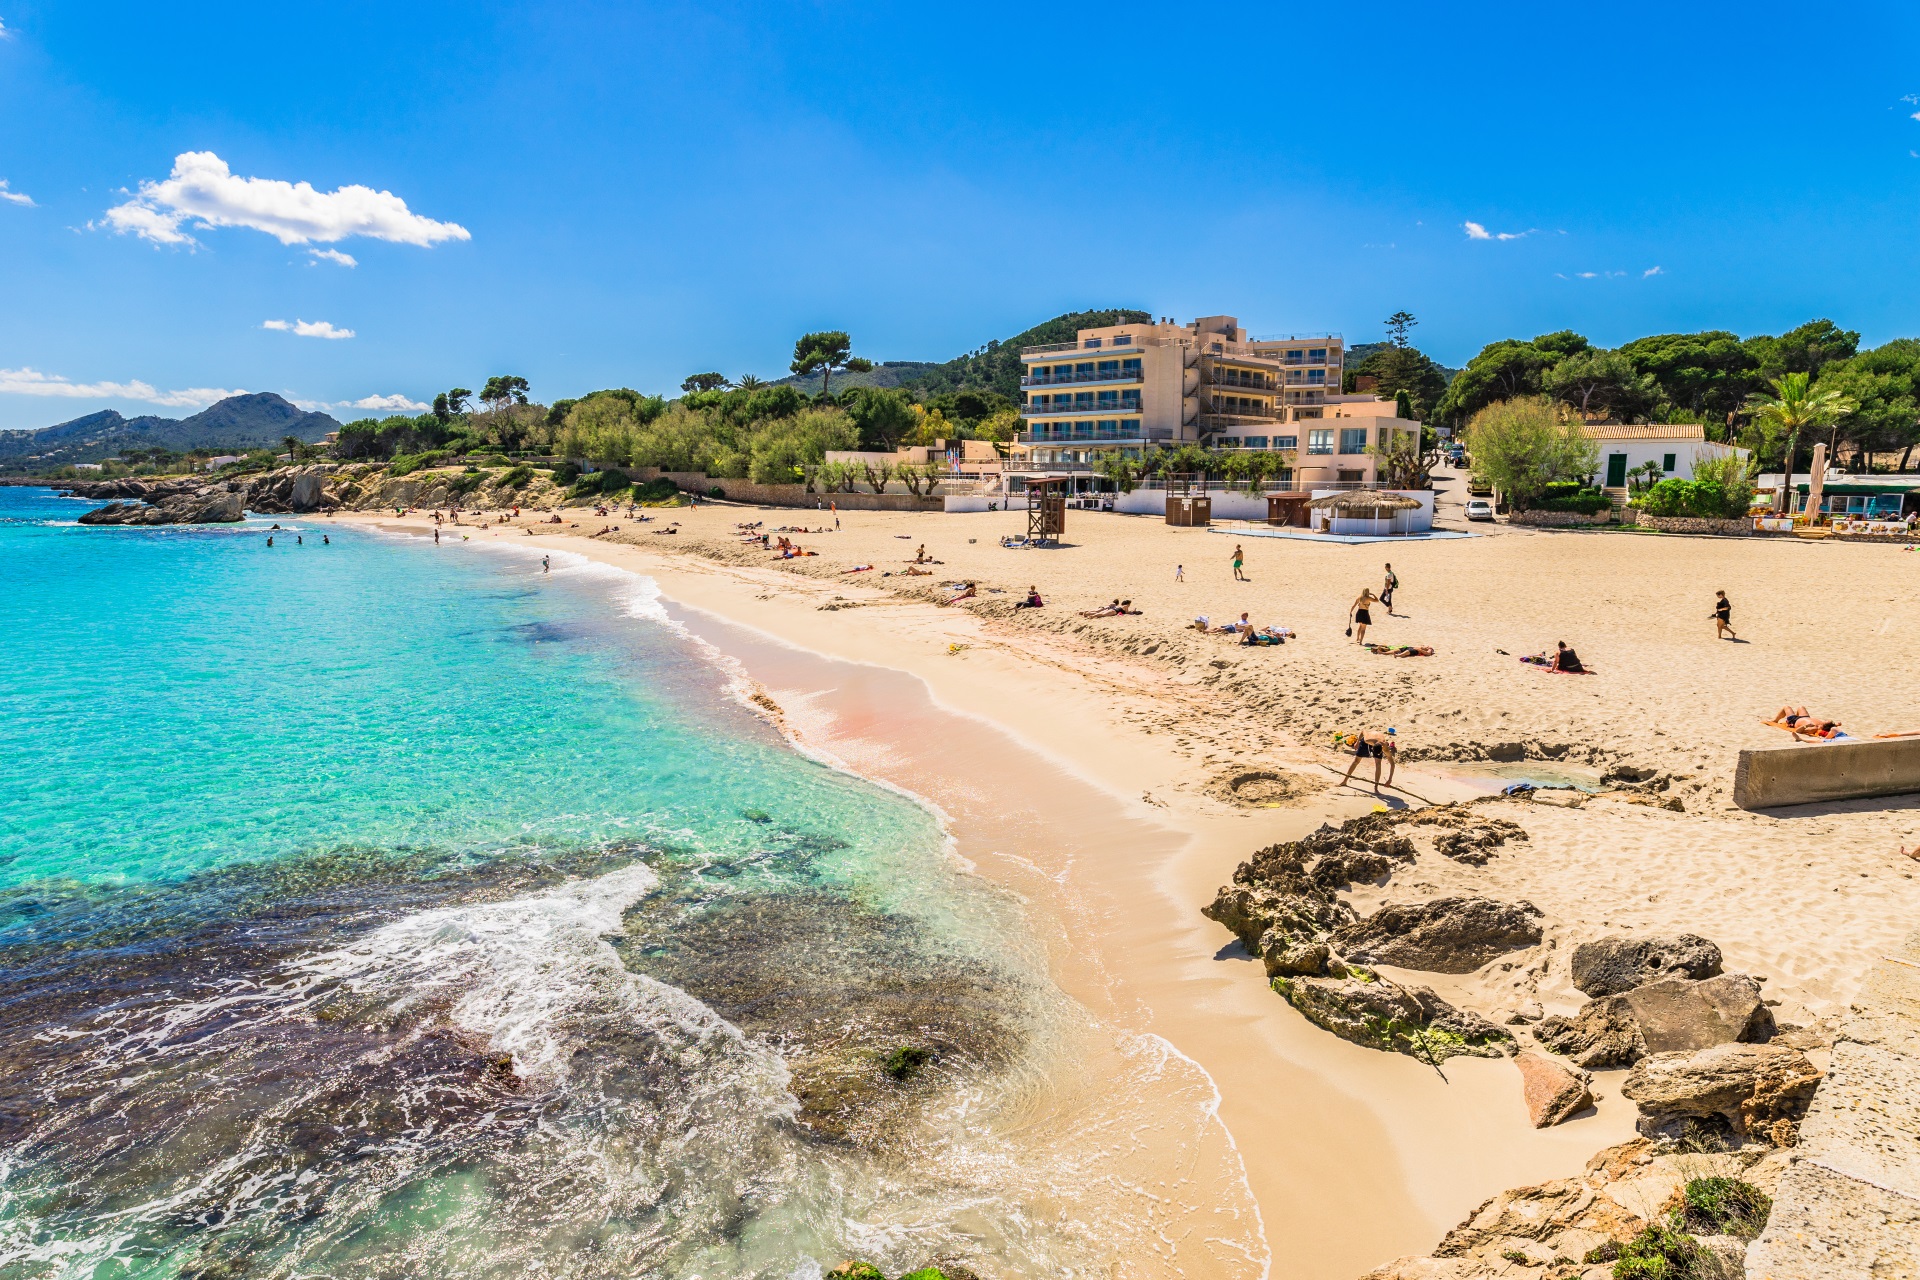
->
<box><xmin>333</xmin><ymin>506</ymin><xmax>1744</xmax><ymax>1277</ymax></box>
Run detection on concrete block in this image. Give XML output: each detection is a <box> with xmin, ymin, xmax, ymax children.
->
<box><xmin>1732</xmin><ymin>738</ymin><xmax>1920</xmax><ymax>809</ymax></box>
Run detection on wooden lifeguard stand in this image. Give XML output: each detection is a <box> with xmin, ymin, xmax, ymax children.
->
<box><xmin>1164</xmin><ymin>472</ymin><xmax>1211</xmax><ymax>527</ymax></box>
<box><xmin>1026</xmin><ymin>476</ymin><xmax>1067</xmax><ymax>545</ymax></box>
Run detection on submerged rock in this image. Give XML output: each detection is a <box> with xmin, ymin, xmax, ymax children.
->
<box><xmin>1513</xmin><ymin>1051</ymin><xmax>1593</xmax><ymax>1128</ymax></box>
<box><xmin>1620</xmin><ymin>1041</ymin><xmax>1821</xmax><ymax>1145</ymax></box>
<box><xmin>1271</xmin><ymin>971</ymin><xmax>1514</xmax><ymax>1062</ymax></box>
<box><xmin>1570</xmin><ymin>933</ymin><xmax>1723</xmax><ymax>997</ymax></box>
<box><xmin>1533</xmin><ymin>973</ymin><xmax>1774</xmax><ymax>1069</ymax></box>
<box><xmin>1330</xmin><ymin>897</ymin><xmax>1543</xmax><ymax>974</ymax></box>
<box><xmin>77</xmin><ymin>491</ymin><xmax>244</xmax><ymax>525</ymax></box>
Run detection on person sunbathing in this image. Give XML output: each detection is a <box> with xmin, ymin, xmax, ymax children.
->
<box><xmin>843</xmin><ymin>564</ymin><xmax>874</xmax><ymax>573</ymax></box>
<box><xmin>939</xmin><ymin>581</ymin><xmax>977</xmax><ymax>606</ymax></box>
<box><xmin>1369</xmin><ymin>643</ymin><xmax>1435</xmax><ymax>657</ymax></box>
<box><xmin>902</xmin><ymin>565</ymin><xmax>933</xmax><ymax>576</ymax></box>
<box><xmin>1080</xmin><ymin>599</ymin><xmax>1122</xmax><ymax>617</ymax></box>
<box><xmin>1767</xmin><ymin>707</ymin><xmax>1845</xmax><ymax>740</ymax></box>
<box><xmin>1015</xmin><ymin>586</ymin><xmax>1044</xmax><ymax>609</ymax></box>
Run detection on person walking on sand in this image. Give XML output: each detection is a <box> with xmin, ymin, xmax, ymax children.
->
<box><xmin>1338</xmin><ymin>729</ymin><xmax>1398</xmax><ymax>793</ymax></box>
<box><xmin>1348</xmin><ymin>588</ymin><xmax>1378</xmax><ymax>645</ymax></box>
<box><xmin>1174</xmin><ymin>563</ymin><xmax>1184</xmax><ymax>582</ymax></box>
<box><xmin>1713</xmin><ymin>590</ymin><xmax>1736</xmax><ymax>640</ymax></box>
<box><xmin>1382</xmin><ymin>562</ymin><xmax>1399</xmax><ymax>614</ymax></box>
<box><xmin>832</xmin><ymin>501</ymin><xmax>840</xmax><ymax>531</ymax></box>
<box><xmin>1232</xmin><ymin>545</ymin><xmax>1247</xmax><ymax>581</ymax></box>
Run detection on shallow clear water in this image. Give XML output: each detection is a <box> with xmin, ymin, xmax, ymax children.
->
<box><xmin>0</xmin><ymin>488</ymin><xmax>1096</xmax><ymax>1279</ymax></box>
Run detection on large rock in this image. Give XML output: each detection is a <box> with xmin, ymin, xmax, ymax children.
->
<box><xmin>290</xmin><ymin>470</ymin><xmax>326</xmax><ymax>511</ymax></box>
<box><xmin>1271</xmin><ymin>971</ymin><xmax>1514</xmax><ymax>1062</ymax></box>
<box><xmin>1329</xmin><ymin>897</ymin><xmax>1543</xmax><ymax>974</ymax></box>
<box><xmin>1619</xmin><ymin>1041</ymin><xmax>1820</xmax><ymax>1144</ymax></box>
<box><xmin>1514</xmin><ymin>1051</ymin><xmax>1593</xmax><ymax>1128</ymax></box>
<box><xmin>1570</xmin><ymin>933</ymin><xmax>1723</xmax><ymax>997</ymax></box>
<box><xmin>77</xmin><ymin>491</ymin><xmax>244</xmax><ymax>525</ymax></box>
<box><xmin>1532</xmin><ymin>973</ymin><xmax>1773</xmax><ymax>1068</ymax></box>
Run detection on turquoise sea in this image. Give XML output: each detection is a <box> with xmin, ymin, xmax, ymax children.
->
<box><xmin>0</xmin><ymin>486</ymin><xmax>1093</xmax><ymax>1279</ymax></box>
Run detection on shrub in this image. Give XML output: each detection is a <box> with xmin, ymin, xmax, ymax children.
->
<box><xmin>1463</xmin><ymin>397</ymin><xmax>1598</xmax><ymax>509</ymax></box>
<box><xmin>1612</xmin><ymin>1220</ymin><xmax>1703</xmax><ymax>1279</ymax></box>
<box><xmin>498</xmin><ymin>464</ymin><xmax>535</xmax><ymax>489</ymax></box>
<box><xmin>1532</xmin><ymin>481</ymin><xmax>1613</xmax><ymax>514</ymax></box>
<box><xmin>568</xmin><ymin>469</ymin><xmax>632</xmax><ymax>501</ymax></box>
<box><xmin>631</xmin><ymin>477</ymin><xmax>684</xmax><ymax>506</ymax></box>
<box><xmin>1680</xmin><ymin>1177</ymin><xmax>1771</xmax><ymax>1240</ymax></box>
<box><xmin>1639</xmin><ymin>478</ymin><xmax>1747</xmax><ymax>519</ymax></box>
<box><xmin>448</xmin><ymin>470</ymin><xmax>489</xmax><ymax>497</ymax></box>
<box><xmin>551</xmin><ymin>461</ymin><xmax>580</xmax><ymax>487</ymax></box>
<box><xmin>708</xmin><ymin>485</ymin><xmax>725</xmax><ymax>498</ymax></box>
<box><xmin>388</xmin><ymin>449</ymin><xmax>449</xmax><ymax>478</ymax></box>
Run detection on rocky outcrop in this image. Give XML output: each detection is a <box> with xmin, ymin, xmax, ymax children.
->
<box><xmin>1513</xmin><ymin>1051</ymin><xmax>1593</xmax><ymax>1128</ymax></box>
<box><xmin>60</xmin><ymin>477</ymin><xmax>204</xmax><ymax>502</ymax></box>
<box><xmin>1271</xmin><ymin>971</ymin><xmax>1514</xmax><ymax>1062</ymax></box>
<box><xmin>1619</xmin><ymin>1041</ymin><xmax>1820</xmax><ymax>1144</ymax></box>
<box><xmin>1532</xmin><ymin>973</ymin><xmax>1774</xmax><ymax>1068</ymax></box>
<box><xmin>243</xmin><ymin>465</ymin><xmax>337</xmax><ymax>514</ymax></box>
<box><xmin>1329</xmin><ymin>897</ymin><xmax>1543</xmax><ymax>974</ymax></box>
<box><xmin>1361</xmin><ymin>1139</ymin><xmax>1792</xmax><ymax>1280</ymax></box>
<box><xmin>1570</xmin><ymin>933</ymin><xmax>1723</xmax><ymax>997</ymax></box>
<box><xmin>76</xmin><ymin>490</ymin><xmax>244</xmax><ymax>525</ymax></box>
<box><xmin>1743</xmin><ymin>924</ymin><xmax>1920</xmax><ymax>1279</ymax></box>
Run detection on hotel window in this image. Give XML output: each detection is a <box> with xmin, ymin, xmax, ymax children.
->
<box><xmin>1306</xmin><ymin>369</ymin><xmax>1326</xmax><ymax>384</ymax></box>
<box><xmin>1097</xmin><ymin>360</ymin><xmax>1120</xmax><ymax>377</ymax></box>
<box><xmin>1074</xmin><ymin>392</ymin><xmax>1095</xmax><ymax>408</ymax></box>
<box><xmin>1056</xmin><ymin>365</ymin><xmax>1074</xmax><ymax>378</ymax></box>
<box><xmin>1339</xmin><ymin>428</ymin><xmax>1368</xmax><ymax>455</ymax></box>
<box><xmin>1307</xmin><ymin>430</ymin><xmax>1333</xmax><ymax>455</ymax></box>
<box><xmin>1112</xmin><ymin>335</ymin><xmax>1132</xmax><ymax>346</ymax></box>
<box><xmin>1274</xmin><ymin>435</ymin><xmax>1298</xmax><ymax>450</ymax></box>
<box><xmin>1122</xmin><ymin>358</ymin><xmax>1142</xmax><ymax>375</ymax></box>
<box><xmin>1119</xmin><ymin>390</ymin><xmax>1140</xmax><ymax>408</ymax></box>
<box><xmin>1084</xmin><ymin>338</ymin><xmax>1103</xmax><ymax>348</ymax></box>
<box><xmin>1662</xmin><ymin>453</ymin><xmax>1676</xmax><ymax>472</ymax></box>
<box><xmin>1285</xmin><ymin>350</ymin><xmax>1304</xmax><ymax>364</ymax></box>
<box><xmin>1096</xmin><ymin>390</ymin><xmax>1118</xmax><ymax>407</ymax></box>
<box><xmin>1075</xmin><ymin>362</ymin><xmax>1095</xmax><ymax>377</ymax></box>
<box><xmin>1308</xmin><ymin>348</ymin><xmax>1327</xmax><ymax>362</ymax></box>
<box><xmin>1245</xmin><ymin>436</ymin><xmax>1269</xmax><ymax>449</ymax></box>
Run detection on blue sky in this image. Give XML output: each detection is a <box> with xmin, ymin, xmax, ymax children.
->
<box><xmin>3</xmin><ymin>1</ymin><xmax>1920</xmax><ymax>429</ymax></box>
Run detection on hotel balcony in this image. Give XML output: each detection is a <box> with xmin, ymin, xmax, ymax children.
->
<box><xmin>1205</xmin><ymin>372</ymin><xmax>1279</xmax><ymax>391</ymax></box>
<box><xmin>1020</xmin><ymin>369</ymin><xmax>1145</xmax><ymax>387</ymax></box>
<box><xmin>1198</xmin><ymin>410</ymin><xmax>1281</xmax><ymax>431</ymax></box>
<box><xmin>1022</xmin><ymin>399</ymin><xmax>1143</xmax><ymax>417</ymax></box>
<box><xmin>1017</xmin><ymin>425</ymin><xmax>1162</xmax><ymax>444</ymax></box>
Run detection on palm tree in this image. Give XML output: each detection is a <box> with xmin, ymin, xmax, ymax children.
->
<box><xmin>282</xmin><ymin>435</ymin><xmax>302</xmax><ymax>464</ymax></box>
<box><xmin>736</xmin><ymin>375</ymin><xmax>764</xmax><ymax>391</ymax></box>
<box><xmin>1746</xmin><ymin>373</ymin><xmax>1857</xmax><ymax>513</ymax></box>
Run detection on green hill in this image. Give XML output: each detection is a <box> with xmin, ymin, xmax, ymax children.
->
<box><xmin>0</xmin><ymin>393</ymin><xmax>340</xmax><ymax>472</ymax></box>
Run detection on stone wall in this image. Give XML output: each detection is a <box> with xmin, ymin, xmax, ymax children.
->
<box><xmin>1635</xmin><ymin>512</ymin><xmax>1755</xmax><ymax>536</ymax></box>
<box><xmin>1744</xmin><ymin>925</ymin><xmax>1920</xmax><ymax>1278</ymax></box>
<box><xmin>1733</xmin><ymin>737</ymin><xmax>1920</xmax><ymax>809</ymax></box>
<box><xmin>622</xmin><ymin>467</ymin><xmax>942</xmax><ymax>512</ymax></box>
<box><xmin>1510</xmin><ymin>509</ymin><xmax>1614</xmax><ymax>527</ymax></box>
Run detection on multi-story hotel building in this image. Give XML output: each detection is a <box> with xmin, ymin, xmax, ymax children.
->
<box><xmin>1010</xmin><ymin>314</ymin><xmax>1421</xmax><ymax>487</ymax></box>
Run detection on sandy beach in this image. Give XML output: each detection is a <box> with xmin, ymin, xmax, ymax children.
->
<box><xmin>339</xmin><ymin>500</ymin><xmax>1920</xmax><ymax>1278</ymax></box>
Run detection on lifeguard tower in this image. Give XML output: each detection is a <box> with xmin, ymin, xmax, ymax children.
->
<box><xmin>1164</xmin><ymin>472</ymin><xmax>1211</xmax><ymax>527</ymax></box>
<box><xmin>1026</xmin><ymin>476</ymin><xmax>1067</xmax><ymax>545</ymax></box>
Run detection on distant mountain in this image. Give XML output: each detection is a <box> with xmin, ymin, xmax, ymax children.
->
<box><xmin>761</xmin><ymin>310</ymin><xmax>1153</xmax><ymax>405</ymax></box>
<box><xmin>0</xmin><ymin>393</ymin><xmax>341</xmax><ymax>472</ymax></box>
<box><xmin>772</xmin><ymin>360</ymin><xmax>941</xmax><ymax>396</ymax></box>
<box><xmin>902</xmin><ymin>309</ymin><xmax>1152</xmax><ymax>402</ymax></box>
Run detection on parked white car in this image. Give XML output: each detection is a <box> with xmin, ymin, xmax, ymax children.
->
<box><xmin>1465</xmin><ymin>498</ymin><xmax>1495</xmax><ymax>522</ymax></box>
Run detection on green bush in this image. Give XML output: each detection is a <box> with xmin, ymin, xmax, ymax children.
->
<box><xmin>632</xmin><ymin>477</ymin><xmax>684</xmax><ymax>506</ymax></box>
<box><xmin>551</xmin><ymin>461</ymin><xmax>580</xmax><ymax>487</ymax></box>
<box><xmin>1612</xmin><ymin>1221</ymin><xmax>1703</xmax><ymax>1279</ymax></box>
<box><xmin>1680</xmin><ymin>1177</ymin><xmax>1771</xmax><ymax>1240</ymax></box>
<box><xmin>388</xmin><ymin>449</ymin><xmax>449</xmax><ymax>478</ymax></box>
<box><xmin>1639</xmin><ymin>478</ymin><xmax>1746</xmax><ymax>519</ymax></box>
<box><xmin>1530</xmin><ymin>483</ymin><xmax>1612</xmax><ymax>514</ymax></box>
<box><xmin>448</xmin><ymin>470</ymin><xmax>489</xmax><ymax>498</ymax></box>
<box><xmin>498</xmin><ymin>464</ymin><xmax>535</xmax><ymax>489</ymax></box>
<box><xmin>568</xmin><ymin>469</ymin><xmax>632</xmax><ymax>501</ymax></box>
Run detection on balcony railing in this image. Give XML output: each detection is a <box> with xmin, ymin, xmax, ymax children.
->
<box><xmin>1199</xmin><ymin>411</ymin><xmax>1281</xmax><ymax>429</ymax></box>
<box><xmin>1019</xmin><ymin>429</ymin><xmax>1145</xmax><ymax>444</ymax></box>
<box><xmin>1206</xmin><ymin>375</ymin><xmax>1278</xmax><ymax>391</ymax></box>
<box><xmin>1021</xmin><ymin>369</ymin><xmax>1144</xmax><ymax>387</ymax></box>
<box><xmin>1023</xmin><ymin>400</ymin><xmax>1142</xmax><ymax>417</ymax></box>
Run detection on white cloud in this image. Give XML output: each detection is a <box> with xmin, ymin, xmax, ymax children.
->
<box><xmin>0</xmin><ymin>17</ymin><xmax>11</xmax><ymax>39</ymax></box>
<box><xmin>100</xmin><ymin>151</ymin><xmax>471</xmax><ymax>249</ymax></box>
<box><xmin>307</xmin><ymin>248</ymin><xmax>357</xmax><ymax>267</ymax></box>
<box><xmin>0</xmin><ymin>180</ymin><xmax>32</xmax><ymax>207</ymax></box>
<box><xmin>0</xmin><ymin>367</ymin><xmax>244</xmax><ymax>407</ymax></box>
<box><xmin>1465</xmin><ymin>221</ymin><xmax>1537</xmax><ymax>241</ymax></box>
<box><xmin>263</xmin><ymin>318</ymin><xmax>355</xmax><ymax>340</ymax></box>
<box><xmin>1644</xmin><ymin>265</ymin><xmax>1664</xmax><ymax>277</ymax></box>
<box><xmin>347</xmin><ymin>393</ymin><xmax>429</xmax><ymax>411</ymax></box>
<box><xmin>1911</xmin><ymin>111</ymin><xmax>1920</xmax><ymax>122</ymax></box>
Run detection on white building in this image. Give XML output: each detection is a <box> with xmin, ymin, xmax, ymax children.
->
<box><xmin>1583</xmin><ymin>424</ymin><xmax>1745</xmax><ymax>488</ymax></box>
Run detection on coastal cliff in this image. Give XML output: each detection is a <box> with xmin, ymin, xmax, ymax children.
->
<box><xmin>58</xmin><ymin>462</ymin><xmax>568</xmax><ymax>525</ymax></box>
